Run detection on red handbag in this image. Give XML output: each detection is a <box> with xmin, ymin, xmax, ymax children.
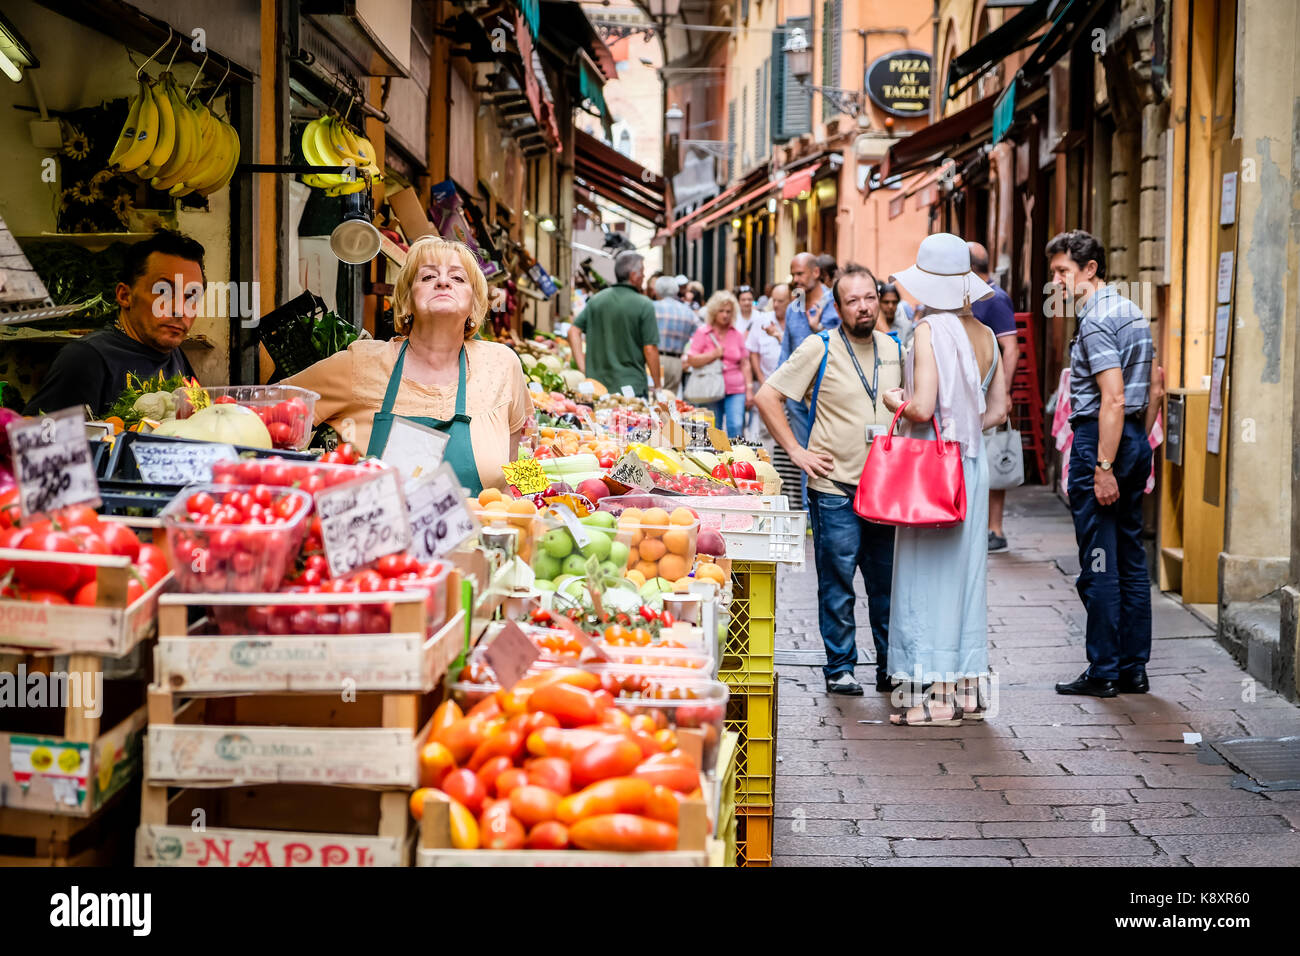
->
<box><xmin>854</xmin><ymin>401</ymin><xmax>968</xmax><ymax>528</ymax></box>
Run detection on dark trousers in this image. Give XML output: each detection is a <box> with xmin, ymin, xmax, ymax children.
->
<box><xmin>1067</xmin><ymin>419</ymin><xmax>1153</xmax><ymax>681</ymax></box>
<box><xmin>807</xmin><ymin>489</ymin><xmax>895</xmax><ymax>681</ymax></box>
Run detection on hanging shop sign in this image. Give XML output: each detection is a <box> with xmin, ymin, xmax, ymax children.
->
<box><xmin>864</xmin><ymin>50</ymin><xmax>932</xmax><ymax>118</ymax></box>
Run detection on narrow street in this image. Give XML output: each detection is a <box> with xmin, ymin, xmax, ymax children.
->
<box><xmin>771</xmin><ymin>487</ymin><xmax>1300</xmax><ymax>866</ymax></box>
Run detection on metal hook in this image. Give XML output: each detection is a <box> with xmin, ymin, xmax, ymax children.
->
<box><xmin>163</xmin><ymin>35</ymin><xmax>182</xmax><ymax>75</ymax></box>
<box><xmin>137</xmin><ymin>25</ymin><xmax>175</xmax><ymax>80</ymax></box>
<box><xmin>185</xmin><ymin>49</ymin><xmax>209</xmax><ymax>99</ymax></box>
<box><xmin>207</xmin><ymin>58</ymin><xmax>231</xmax><ymax>106</ymax></box>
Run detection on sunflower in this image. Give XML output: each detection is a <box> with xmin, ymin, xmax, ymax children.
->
<box><xmin>91</xmin><ymin>169</ymin><xmax>117</xmax><ymax>190</ymax></box>
<box><xmin>65</xmin><ymin>179</ymin><xmax>97</xmax><ymax>205</ymax></box>
<box><xmin>62</xmin><ymin>125</ymin><xmax>91</xmax><ymax>160</ymax></box>
<box><xmin>112</xmin><ymin>192</ymin><xmax>134</xmax><ymax>226</ymax></box>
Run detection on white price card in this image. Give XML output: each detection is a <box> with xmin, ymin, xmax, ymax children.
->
<box><xmin>132</xmin><ymin>440</ymin><xmax>237</xmax><ymax>485</ymax></box>
<box><xmin>577</xmin><ymin>381</ymin><xmax>595</xmax><ymax>396</ymax></box>
<box><xmin>550</xmin><ymin>503</ymin><xmax>590</xmax><ymax>550</ymax></box>
<box><xmin>621</xmin><ymin>386</ymin><xmax>636</xmax><ymax>398</ymax></box>
<box><xmin>1209</xmin><ymin>357</ymin><xmax>1226</xmax><ymax>410</ymax></box>
<box><xmin>406</xmin><ymin>463</ymin><xmax>479</xmax><ymax>562</ymax></box>
<box><xmin>1216</xmin><ymin>251</ymin><xmax>1234</xmax><ymax>304</ymax></box>
<box><xmin>316</xmin><ymin>468</ymin><xmax>413</xmax><ymax>579</ymax></box>
<box><xmin>6</xmin><ymin>407</ymin><xmax>100</xmax><ymax>519</ymax></box>
<box><xmin>1214</xmin><ymin>305</ymin><xmax>1231</xmax><ymax>358</ymax></box>
<box><xmin>380</xmin><ymin>415</ymin><xmax>450</xmax><ymax>482</ymax></box>
<box><xmin>1220</xmin><ymin>171</ymin><xmax>1238</xmax><ymax>225</ymax></box>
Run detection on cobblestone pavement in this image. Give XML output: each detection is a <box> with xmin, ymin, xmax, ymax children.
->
<box><xmin>771</xmin><ymin>486</ymin><xmax>1300</xmax><ymax>866</ymax></box>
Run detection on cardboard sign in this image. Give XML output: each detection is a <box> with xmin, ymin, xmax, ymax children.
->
<box><xmin>6</xmin><ymin>408</ymin><xmax>100</xmax><ymax>519</ymax></box>
<box><xmin>316</xmin><ymin>469</ymin><xmax>413</xmax><ymax>578</ymax></box>
<box><xmin>609</xmin><ymin>451</ymin><xmax>654</xmax><ymax>491</ymax></box>
<box><xmin>483</xmin><ymin>620</ymin><xmax>541</xmax><ymax>689</ymax></box>
<box><xmin>407</xmin><ymin>463</ymin><xmax>479</xmax><ymax>562</ymax></box>
<box><xmin>707</xmin><ymin>427</ymin><xmax>732</xmax><ymax>452</ymax></box>
<box><xmin>502</xmin><ymin>458</ymin><xmax>549</xmax><ymax>495</ymax></box>
<box><xmin>380</xmin><ymin>415</ymin><xmax>450</xmax><ymax>482</ymax></box>
<box><xmin>657</xmin><ymin>410</ymin><xmax>687</xmax><ymax>450</ymax></box>
<box><xmin>132</xmin><ymin>441</ymin><xmax>237</xmax><ymax>485</ymax></box>
<box><xmin>550</xmin><ymin>503</ymin><xmax>590</xmax><ymax>550</ymax></box>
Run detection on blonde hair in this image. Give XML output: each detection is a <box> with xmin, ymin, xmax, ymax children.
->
<box><xmin>392</xmin><ymin>236</ymin><xmax>489</xmax><ymax>338</ymax></box>
<box><xmin>702</xmin><ymin>290</ymin><xmax>739</xmax><ymax>326</ymax></box>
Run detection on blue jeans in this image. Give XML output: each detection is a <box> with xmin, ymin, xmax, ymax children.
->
<box><xmin>786</xmin><ymin>398</ymin><xmax>811</xmax><ymax>506</ymax></box>
<box><xmin>806</xmin><ymin>489</ymin><xmax>895</xmax><ymax>681</ymax></box>
<box><xmin>1067</xmin><ymin>419</ymin><xmax>1153</xmax><ymax>681</ymax></box>
<box><xmin>708</xmin><ymin>392</ymin><xmax>746</xmax><ymax>439</ymax></box>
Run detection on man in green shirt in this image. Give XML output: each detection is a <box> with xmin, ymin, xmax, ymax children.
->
<box><xmin>568</xmin><ymin>251</ymin><xmax>662</xmax><ymax>396</ymax></box>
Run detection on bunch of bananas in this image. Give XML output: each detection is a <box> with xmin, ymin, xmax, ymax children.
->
<box><xmin>109</xmin><ymin>72</ymin><xmax>241</xmax><ymax>198</ymax></box>
<box><xmin>300</xmin><ymin>114</ymin><xmax>381</xmax><ymax>196</ymax></box>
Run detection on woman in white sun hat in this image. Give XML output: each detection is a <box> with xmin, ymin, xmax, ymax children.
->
<box><xmin>882</xmin><ymin>233</ymin><xmax>1010</xmax><ymax>725</ymax></box>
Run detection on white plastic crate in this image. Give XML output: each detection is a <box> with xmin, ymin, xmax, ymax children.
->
<box><xmin>693</xmin><ymin>502</ymin><xmax>805</xmax><ymax>565</ymax></box>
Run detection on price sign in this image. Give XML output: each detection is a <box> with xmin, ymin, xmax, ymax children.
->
<box><xmin>7</xmin><ymin>408</ymin><xmax>100</xmax><ymax>520</ymax></box>
<box><xmin>527</xmin><ymin>381</ymin><xmax>543</xmax><ymax>393</ymax></box>
<box><xmin>407</xmin><ymin>463</ymin><xmax>479</xmax><ymax>562</ymax></box>
<box><xmin>501</xmin><ymin>458</ymin><xmax>549</xmax><ymax>495</ymax></box>
<box><xmin>550</xmin><ymin>503</ymin><xmax>590</xmax><ymax>550</ymax></box>
<box><xmin>380</xmin><ymin>416</ymin><xmax>450</xmax><ymax>482</ymax></box>
<box><xmin>608</xmin><ymin>451</ymin><xmax>654</xmax><ymax>491</ymax></box>
<box><xmin>132</xmin><ymin>440</ymin><xmax>237</xmax><ymax>484</ymax></box>
<box><xmin>707</xmin><ymin>427</ymin><xmax>733</xmax><ymax>452</ymax></box>
<box><xmin>621</xmin><ymin>386</ymin><xmax>636</xmax><ymax>398</ymax></box>
<box><xmin>542</xmin><ymin>493</ymin><xmax>593</xmax><ymax>517</ymax></box>
<box><xmin>316</xmin><ymin>468</ymin><xmax>413</xmax><ymax>579</ymax></box>
<box><xmin>483</xmin><ymin>621</ymin><xmax>541</xmax><ymax>690</ymax></box>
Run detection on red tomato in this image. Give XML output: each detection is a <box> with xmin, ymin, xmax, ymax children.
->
<box><xmin>568</xmin><ymin>814</ymin><xmax>677</xmax><ymax>852</ymax></box>
<box><xmin>492</xmin><ymin>768</ymin><xmax>530</xmax><ymax>798</ymax></box>
<box><xmin>440</xmin><ymin>768</ymin><xmax>487</xmax><ymax>815</ymax></box>
<box><xmin>527</xmin><ymin>682</ymin><xmax>608</xmax><ymax>727</ymax></box>
<box><xmin>478</xmin><ymin>803</ymin><xmax>526</xmax><ymax>850</ymax></box>
<box><xmin>525</xmin><ymin>757</ymin><xmax>572</xmax><ymax>795</ymax></box>
<box><xmin>569</xmin><ymin>736</ymin><xmax>644</xmax><ymax>789</ymax></box>
<box><xmin>98</xmin><ymin>522</ymin><xmax>142</xmax><ymax>561</ymax></box>
<box><xmin>16</xmin><ymin>532</ymin><xmax>83</xmax><ymax>593</ymax></box>
<box><xmin>0</xmin><ymin>526</ymin><xmax>32</xmax><ymax>576</ymax></box>
<box><xmin>21</xmin><ymin>589</ymin><xmax>71</xmax><ymax>606</ymax></box>
<box><xmin>74</xmin><ymin>577</ymin><xmax>145</xmax><ymax>607</ymax></box>
<box><xmin>525</xmin><ymin>820</ymin><xmax>571</xmax><ymax>850</ymax></box>
<box><xmin>68</xmin><ymin>532</ymin><xmax>110</xmax><ymax>586</ymax></box>
<box><xmin>631</xmin><ymin>753</ymin><xmax>699</xmax><ymax>793</ymax></box>
<box><xmin>474</xmin><ymin>756</ymin><xmax>513</xmax><ymax>794</ymax></box>
<box><xmin>57</xmin><ymin>504</ymin><xmax>101</xmax><ymax>531</ymax></box>
<box><xmin>267</xmin><ymin>422</ymin><xmax>293</xmax><ymax>447</ymax></box>
<box><xmin>508</xmin><ymin>785</ymin><xmax>560</xmax><ymax>828</ymax></box>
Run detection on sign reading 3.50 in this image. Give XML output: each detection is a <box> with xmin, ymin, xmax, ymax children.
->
<box><xmin>316</xmin><ymin>469</ymin><xmax>412</xmax><ymax>579</ymax></box>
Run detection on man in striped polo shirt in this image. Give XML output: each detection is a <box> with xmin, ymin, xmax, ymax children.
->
<box><xmin>1049</xmin><ymin>231</ymin><xmax>1162</xmax><ymax>699</ymax></box>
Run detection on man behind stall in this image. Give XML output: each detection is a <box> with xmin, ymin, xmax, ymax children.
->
<box><xmin>24</xmin><ymin>230</ymin><xmax>204</xmax><ymax>417</ymax></box>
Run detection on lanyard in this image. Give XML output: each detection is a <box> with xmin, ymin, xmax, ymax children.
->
<box><xmin>838</xmin><ymin>326</ymin><xmax>880</xmax><ymax>412</ymax></box>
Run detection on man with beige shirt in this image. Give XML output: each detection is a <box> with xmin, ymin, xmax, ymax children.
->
<box><xmin>756</xmin><ymin>264</ymin><xmax>903</xmax><ymax>696</ymax></box>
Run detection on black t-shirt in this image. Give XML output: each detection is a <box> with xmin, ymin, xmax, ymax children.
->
<box><xmin>23</xmin><ymin>327</ymin><xmax>195</xmax><ymax>417</ymax></box>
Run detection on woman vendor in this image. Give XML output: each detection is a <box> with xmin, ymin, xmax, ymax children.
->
<box><xmin>287</xmin><ymin>237</ymin><xmax>530</xmax><ymax>493</ymax></box>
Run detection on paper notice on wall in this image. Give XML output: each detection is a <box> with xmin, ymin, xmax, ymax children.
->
<box><xmin>1216</xmin><ymin>251</ymin><xmax>1234</xmax><ymax>304</ymax></box>
<box><xmin>1206</xmin><ymin>404</ymin><xmax>1223</xmax><ymax>455</ymax></box>
<box><xmin>1214</xmin><ymin>305</ymin><xmax>1231</xmax><ymax>358</ymax></box>
<box><xmin>1209</xmin><ymin>357</ymin><xmax>1226</xmax><ymax>411</ymax></box>
<box><xmin>1219</xmin><ymin>171</ymin><xmax>1238</xmax><ymax>225</ymax></box>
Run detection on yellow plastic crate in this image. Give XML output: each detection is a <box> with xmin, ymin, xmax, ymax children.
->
<box><xmin>722</xmin><ymin>682</ymin><xmax>775</xmax><ymax>807</ymax></box>
<box><xmin>735</xmin><ymin>805</ymin><xmax>772</xmax><ymax>867</ymax></box>
<box><xmin>718</xmin><ymin>561</ymin><xmax>776</xmax><ymax>681</ymax></box>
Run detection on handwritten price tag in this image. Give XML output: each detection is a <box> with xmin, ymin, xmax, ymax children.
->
<box><xmin>550</xmin><ymin>503</ymin><xmax>590</xmax><ymax>550</ymax></box>
<box><xmin>407</xmin><ymin>463</ymin><xmax>479</xmax><ymax>562</ymax></box>
<box><xmin>7</xmin><ymin>407</ymin><xmax>100</xmax><ymax>520</ymax></box>
<box><xmin>483</xmin><ymin>621</ymin><xmax>541</xmax><ymax>690</ymax></box>
<box><xmin>316</xmin><ymin>468</ymin><xmax>413</xmax><ymax>579</ymax></box>
<box><xmin>380</xmin><ymin>416</ymin><xmax>450</xmax><ymax>482</ymax></box>
<box><xmin>608</xmin><ymin>452</ymin><xmax>654</xmax><ymax>491</ymax></box>
<box><xmin>132</xmin><ymin>440</ymin><xmax>237</xmax><ymax>484</ymax></box>
<box><xmin>502</xmin><ymin>458</ymin><xmax>549</xmax><ymax>495</ymax></box>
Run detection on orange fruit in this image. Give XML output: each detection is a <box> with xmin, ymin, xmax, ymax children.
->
<box><xmin>643</xmin><ymin>507</ymin><xmax>670</xmax><ymax>528</ymax></box>
<box><xmin>617</xmin><ymin>507</ymin><xmax>643</xmax><ymax>526</ymax></box>
<box><xmin>671</xmin><ymin>577</ymin><xmax>692</xmax><ymax>593</ymax></box>
<box><xmin>634</xmin><ymin>560</ymin><xmax>659</xmax><ymax>580</ymax></box>
<box><xmin>662</xmin><ymin>528</ymin><xmax>692</xmax><ymax>556</ymax></box>
<box><xmin>669</xmin><ymin>507</ymin><xmax>697</xmax><ymax>526</ymax></box>
<box><xmin>639</xmin><ymin>538</ymin><xmax>667</xmax><ymax>562</ymax></box>
<box><xmin>508</xmin><ymin>498</ymin><xmax>537</xmax><ymax>515</ymax></box>
<box><xmin>478</xmin><ymin>488</ymin><xmax>504</xmax><ymax>506</ymax></box>
<box><xmin>695</xmin><ymin>562</ymin><xmax>726</xmax><ymax>586</ymax></box>
<box><xmin>410</xmin><ymin>787</ymin><xmax>436</xmax><ymax>821</ymax></box>
<box><xmin>625</xmin><ymin>569</ymin><xmax>646</xmax><ymax>587</ymax></box>
<box><xmin>657</xmin><ymin>553</ymin><xmax>688</xmax><ymax>581</ymax></box>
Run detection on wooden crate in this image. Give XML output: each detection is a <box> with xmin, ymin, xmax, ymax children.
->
<box><xmin>0</xmin><ymin>643</ymin><xmax>150</xmax><ymax>816</ymax></box>
<box><xmin>136</xmin><ymin>783</ymin><xmax>409</xmax><ymax>867</ymax></box>
<box><xmin>0</xmin><ymin>548</ymin><xmax>172</xmax><ymax>657</ymax></box>
<box><xmin>0</xmin><ymin>784</ymin><xmax>138</xmax><ymax>866</ymax></box>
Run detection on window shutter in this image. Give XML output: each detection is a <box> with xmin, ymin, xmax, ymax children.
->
<box><xmin>821</xmin><ymin>0</ymin><xmax>842</xmax><ymax>121</ymax></box>
<box><xmin>780</xmin><ymin>18</ymin><xmax>812</xmax><ymax>138</ymax></box>
<box><xmin>754</xmin><ymin>65</ymin><xmax>763</xmax><ymax>160</ymax></box>
<box><xmin>741</xmin><ymin>86</ymin><xmax>748</xmax><ymax>170</ymax></box>
<box><xmin>770</xmin><ymin>30</ymin><xmax>785</xmax><ymax>142</ymax></box>
<box><xmin>727</xmin><ymin>99</ymin><xmax>736</xmax><ymax>181</ymax></box>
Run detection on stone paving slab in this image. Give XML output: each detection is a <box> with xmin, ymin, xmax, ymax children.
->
<box><xmin>770</xmin><ymin>486</ymin><xmax>1300</xmax><ymax>867</ymax></box>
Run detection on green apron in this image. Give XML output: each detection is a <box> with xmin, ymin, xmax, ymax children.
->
<box><xmin>367</xmin><ymin>340</ymin><xmax>483</xmax><ymax>494</ymax></box>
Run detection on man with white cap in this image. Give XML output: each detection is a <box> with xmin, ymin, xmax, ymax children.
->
<box><xmin>882</xmin><ymin>233</ymin><xmax>1008</xmax><ymax>725</ymax></box>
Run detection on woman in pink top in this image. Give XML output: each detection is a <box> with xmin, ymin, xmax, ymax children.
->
<box><xmin>683</xmin><ymin>290</ymin><xmax>753</xmax><ymax>437</ymax></box>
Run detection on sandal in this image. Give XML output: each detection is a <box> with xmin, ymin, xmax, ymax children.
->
<box><xmin>955</xmin><ymin>677</ymin><xmax>986</xmax><ymax>721</ymax></box>
<box><xmin>889</xmin><ymin>695</ymin><xmax>964</xmax><ymax>727</ymax></box>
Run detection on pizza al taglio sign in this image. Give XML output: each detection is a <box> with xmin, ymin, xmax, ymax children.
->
<box><xmin>865</xmin><ymin>50</ymin><xmax>932</xmax><ymax>117</ymax></box>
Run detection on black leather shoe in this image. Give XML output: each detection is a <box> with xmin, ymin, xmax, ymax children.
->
<box><xmin>875</xmin><ymin>673</ymin><xmax>896</xmax><ymax>693</ymax></box>
<box><xmin>1055</xmin><ymin>670</ymin><xmax>1118</xmax><ymax>698</ymax></box>
<box><xmin>825</xmin><ymin>673</ymin><xmax>864</xmax><ymax>696</ymax></box>
<box><xmin>1118</xmin><ymin>667</ymin><xmax>1150</xmax><ymax>694</ymax></box>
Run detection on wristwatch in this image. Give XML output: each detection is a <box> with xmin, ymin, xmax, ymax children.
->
<box><xmin>1097</xmin><ymin>458</ymin><xmax>1113</xmax><ymax>472</ymax></box>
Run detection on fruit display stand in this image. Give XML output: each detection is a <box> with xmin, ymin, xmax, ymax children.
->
<box><xmin>707</xmin><ymin>730</ymin><xmax>740</xmax><ymax>867</ymax></box>
<box><xmin>136</xmin><ymin>583</ymin><xmax>466</xmax><ymax>867</ymax></box>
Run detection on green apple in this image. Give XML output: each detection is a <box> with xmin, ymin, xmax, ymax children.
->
<box><xmin>638</xmin><ymin>577</ymin><xmax>674</xmax><ymax>601</ymax></box>
<box><xmin>580</xmin><ymin>528</ymin><xmax>611</xmax><ymax>561</ymax></box>
<box><xmin>532</xmin><ymin>552</ymin><xmax>562</xmax><ymax>580</ymax></box>
<box><xmin>562</xmin><ymin>553</ymin><xmax>589</xmax><ymax>576</ymax></box>
<box><xmin>599</xmin><ymin>561</ymin><xmax>620</xmax><ymax>579</ymax></box>
<box><xmin>563</xmin><ymin>577</ymin><xmax>588</xmax><ymax>600</ymax></box>
<box><xmin>584</xmin><ymin>510</ymin><xmax>616</xmax><ymax>529</ymax></box>
<box><xmin>608</xmin><ymin>540</ymin><xmax>630</xmax><ymax>568</ymax></box>
<box><xmin>534</xmin><ymin>579</ymin><xmax>556</xmax><ymax>592</ymax></box>
<box><xmin>541</xmin><ymin>528</ymin><xmax>575</xmax><ymax>560</ymax></box>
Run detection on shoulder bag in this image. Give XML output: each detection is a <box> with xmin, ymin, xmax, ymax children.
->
<box><xmin>683</xmin><ymin>330</ymin><xmax>726</xmax><ymax>405</ymax></box>
<box><xmin>986</xmin><ymin>420</ymin><xmax>1025</xmax><ymax>490</ymax></box>
<box><xmin>854</xmin><ymin>400</ymin><xmax>968</xmax><ymax>528</ymax></box>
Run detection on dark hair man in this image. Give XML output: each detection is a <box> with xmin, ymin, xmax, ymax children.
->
<box><xmin>24</xmin><ymin>229</ymin><xmax>205</xmax><ymax>417</ymax></box>
<box><xmin>568</xmin><ymin>250</ymin><xmax>662</xmax><ymax>397</ymax></box>
<box><xmin>1048</xmin><ymin>230</ymin><xmax>1165</xmax><ymax>699</ymax></box>
<box><xmin>815</xmin><ymin>253</ymin><xmax>838</xmax><ymax>285</ymax></box>
<box><xmin>756</xmin><ymin>263</ymin><xmax>903</xmax><ymax>696</ymax></box>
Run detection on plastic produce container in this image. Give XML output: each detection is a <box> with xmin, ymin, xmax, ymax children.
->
<box><xmin>529</xmin><ymin>508</ymin><xmax>623</xmax><ymax>587</ymax></box>
<box><xmin>212</xmin><ymin>456</ymin><xmax>389</xmax><ymax>492</ymax></box>
<box><xmin>611</xmin><ymin>505</ymin><xmax>699</xmax><ymax>586</ymax></box>
<box><xmin>161</xmin><ymin>484</ymin><xmax>312</xmax><ymax>592</ymax></box>
<box><xmin>174</xmin><ymin>384</ymin><xmax>320</xmax><ymax>451</ymax></box>
<box><xmin>589</xmin><ymin>666</ymin><xmax>729</xmax><ymax>770</ymax></box>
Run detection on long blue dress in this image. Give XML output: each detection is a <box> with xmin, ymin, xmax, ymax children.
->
<box><xmin>887</xmin><ymin>345</ymin><xmax>998</xmax><ymax>685</ymax></box>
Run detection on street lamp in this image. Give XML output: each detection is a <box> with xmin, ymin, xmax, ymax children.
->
<box><xmin>782</xmin><ymin>25</ymin><xmax>863</xmax><ymax>119</ymax></box>
<box><xmin>665</xmin><ymin>103</ymin><xmax>684</xmax><ymax>138</ymax></box>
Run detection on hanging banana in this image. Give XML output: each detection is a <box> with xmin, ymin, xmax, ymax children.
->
<box><xmin>114</xmin><ymin>78</ymin><xmax>159</xmax><ymax>173</ymax></box>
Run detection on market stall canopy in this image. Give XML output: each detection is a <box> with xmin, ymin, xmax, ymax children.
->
<box><xmin>539</xmin><ymin>1</ymin><xmax>618</xmax><ymax>132</ymax></box>
<box><xmin>878</xmin><ymin>94</ymin><xmax>995</xmax><ymax>181</ymax></box>
<box><xmin>1014</xmin><ymin>0</ymin><xmax>1115</xmax><ymax>90</ymax></box>
<box><xmin>574</xmin><ymin>129</ymin><xmax>667</xmax><ymax>225</ymax></box>
<box><xmin>780</xmin><ymin>165</ymin><xmax>821</xmax><ymax>200</ymax></box>
<box><xmin>697</xmin><ymin>179</ymin><xmax>776</xmax><ymax>231</ymax></box>
<box><xmin>943</xmin><ymin>0</ymin><xmax>1062</xmax><ymax>106</ymax></box>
